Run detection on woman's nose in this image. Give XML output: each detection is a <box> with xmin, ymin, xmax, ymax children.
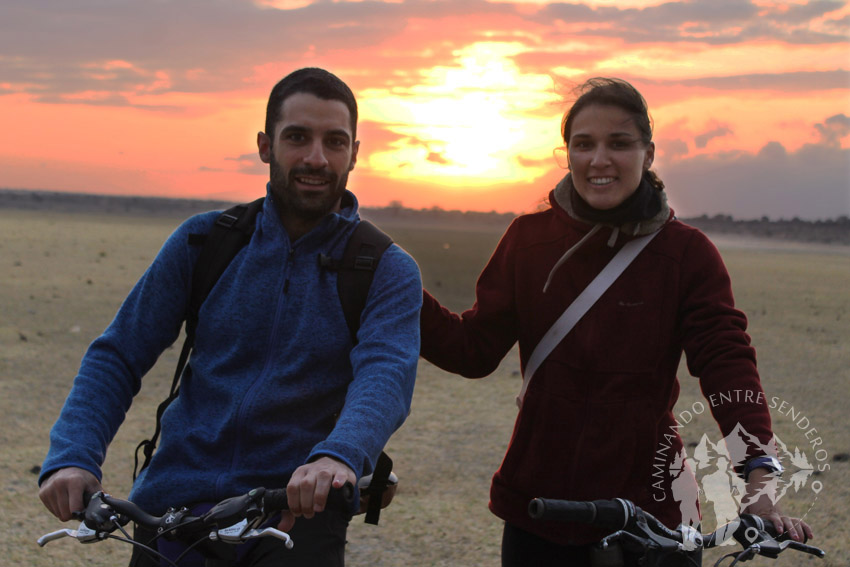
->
<box><xmin>590</xmin><ymin>146</ymin><xmax>611</xmax><ymax>166</ymax></box>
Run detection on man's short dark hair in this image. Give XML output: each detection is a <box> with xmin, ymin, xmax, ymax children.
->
<box><xmin>265</xmin><ymin>68</ymin><xmax>358</xmax><ymax>142</ymax></box>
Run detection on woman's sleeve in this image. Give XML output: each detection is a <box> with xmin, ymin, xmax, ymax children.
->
<box><xmin>679</xmin><ymin>232</ymin><xmax>776</xmax><ymax>471</ymax></box>
<box><xmin>420</xmin><ymin>221</ymin><xmax>520</xmax><ymax>378</ymax></box>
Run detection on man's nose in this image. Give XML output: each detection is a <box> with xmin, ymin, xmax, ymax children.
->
<box><xmin>303</xmin><ymin>140</ymin><xmax>329</xmax><ymax>168</ymax></box>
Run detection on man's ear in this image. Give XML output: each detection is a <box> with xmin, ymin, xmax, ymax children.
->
<box><xmin>257</xmin><ymin>132</ymin><xmax>272</xmax><ymax>164</ymax></box>
<box><xmin>349</xmin><ymin>140</ymin><xmax>360</xmax><ymax>171</ymax></box>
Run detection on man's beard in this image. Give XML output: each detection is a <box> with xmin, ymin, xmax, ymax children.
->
<box><xmin>269</xmin><ymin>154</ymin><xmax>349</xmax><ymax>222</ymax></box>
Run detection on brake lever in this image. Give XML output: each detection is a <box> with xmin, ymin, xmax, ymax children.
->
<box><xmin>37</xmin><ymin>522</ymin><xmax>100</xmax><ymax>546</ymax></box>
<box><xmin>778</xmin><ymin>539</ymin><xmax>826</xmax><ymax>558</ymax></box>
<box><xmin>209</xmin><ymin>519</ymin><xmax>294</xmax><ymax>549</ymax></box>
<box><xmin>240</xmin><ymin>527</ymin><xmax>294</xmax><ymax>549</ymax></box>
<box><xmin>747</xmin><ymin>537</ymin><xmax>826</xmax><ymax>560</ymax></box>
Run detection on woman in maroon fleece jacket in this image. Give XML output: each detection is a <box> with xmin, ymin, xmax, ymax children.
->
<box><xmin>420</xmin><ymin>78</ymin><xmax>813</xmax><ymax>566</ymax></box>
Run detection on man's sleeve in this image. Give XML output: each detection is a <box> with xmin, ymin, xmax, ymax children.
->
<box><xmin>308</xmin><ymin>244</ymin><xmax>422</xmax><ymax>478</ymax></box>
<box><xmin>39</xmin><ymin>215</ymin><xmax>211</xmax><ymax>485</ymax></box>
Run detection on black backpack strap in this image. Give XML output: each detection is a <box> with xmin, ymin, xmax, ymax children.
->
<box><xmin>336</xmin><ymin>220</ymin><xmax>393</xmax><ymax>342</ymax></box>
<box><xmin>364</xmin><ymin>451</ymin><xmax>394</xmax><ymax>525</ymax></box>
<box><xmin>133</xmin><ymin>198</ymin><xmax>264</xmax><ymax>481</ymax></box>
<box><xmin>187</xmin><ymin>197</ymin><xmax>265</xmax><ymax>337</ymax></box>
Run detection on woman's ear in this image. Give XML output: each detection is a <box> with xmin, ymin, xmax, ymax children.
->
<box><xmin>644</xmin><ymin>141</ymin><xmax>656</xmax><ymax>170</ymax></box>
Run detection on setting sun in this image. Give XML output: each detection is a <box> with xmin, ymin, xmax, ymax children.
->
<box><xmin>361</xmin><ymin>42</ymin><xmax>562</xmax><ymax>188</ymax></box>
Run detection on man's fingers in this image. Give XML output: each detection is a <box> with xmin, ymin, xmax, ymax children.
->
<box><xmin>285</xmin><ymin>457</ymin><xmax>356</xmax><ymax>519</ymax></box>
<box><xmin>39</xmin><ymin>468</ymin><xmax>99</xmax><ymax>521</ymax></box>
<box><xmin>298</xmin><ymin>478</ymin><xmax>316</xmax><ymax>518</ymax></box>
<box><xmin>286</xmin><ymin>480</ymin><xmax>303</xmax><ymax>517</ymax></box>
<box><xmin>68</xmin><ymin>486</ymin><xmax>88</xmax><ymax>518</ymax></box>
<box><xmin>287</xmin><ymin>472</ymin><xmax>320</xmax><ymax>519</ymax></box>
<box><xmin>333</xmin><ymin>472</ymin><xmax>351</xmax><ymax>489</ymax></box>
<box><xmin>311</xmin><ymin>474</ymin><xmax>333</xmax><ymax>514</ymax></box>
<box><xmin>277</xmin><ymin>510</ymin><xmax>295</xmax><ymax>533</ymax></box>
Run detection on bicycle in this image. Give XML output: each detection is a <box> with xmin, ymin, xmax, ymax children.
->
<box><xmin>528</xmin><ymin>496</ymin><xmax>825</xmax><ymax>567</ymax></box>
<box><xmin>38</xmin><ymin>484</ymin><xmax>354</xmax><ymax>567</ymax></box>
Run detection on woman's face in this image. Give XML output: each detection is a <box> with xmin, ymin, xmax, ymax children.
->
<box><xmin>567</xmin><ymin>104</ymin><xmax>655</xmax><ymax>210</ymax></box>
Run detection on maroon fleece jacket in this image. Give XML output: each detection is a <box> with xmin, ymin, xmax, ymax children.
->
<box><xmin>420</xmin><ymin>193</ymin><xmax>773</xmax><ymax>545</ymax></box>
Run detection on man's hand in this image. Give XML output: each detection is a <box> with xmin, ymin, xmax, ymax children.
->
<box><xmin>38</xmin><ymin>467</ymin><xmax>102</xmax><ymax>522</ymax></box>
<box><xmin>277</xmin><ymin>457</ymin><xmax>355</xmax><ymax>532</ymax></box>
<box><xmin>742</xmin><ymin>468</ymin><xmax>814</xmax><ymax>542</ymax></box>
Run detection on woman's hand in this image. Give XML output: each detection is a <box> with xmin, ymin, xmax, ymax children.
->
<box><xmin>742</xmin><ymin>467</ymin><xmax>814</xmax><ymax>542</ymax></box>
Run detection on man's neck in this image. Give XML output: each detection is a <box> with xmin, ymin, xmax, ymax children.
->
<box><xmin>280</xmin><ymin>213</ymin><xmax>322</xmax><ymax>242</ymax></box>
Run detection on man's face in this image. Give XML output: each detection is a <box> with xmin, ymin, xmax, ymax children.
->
<box><xmin>259</xmin><ymin>92</ymin><xmax>359</xmax><ymax>223</ymax></box>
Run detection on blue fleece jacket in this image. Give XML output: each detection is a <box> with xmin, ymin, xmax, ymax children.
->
<box><xmin>40</xmin><ymin>187</ymin><xmax>421</xmax><ymax>514</ymax></box>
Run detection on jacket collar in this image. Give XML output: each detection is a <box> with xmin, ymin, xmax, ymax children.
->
<box><xmin>542</xmin><ymin>174</ymin><xmax>672</xmax><ymax>293</ymax></box>
<box><xmin>262</xmin><ymin>184</ymin><xmax>360</xmax><ymax>248</ymax></box>
<box><xmin>551</xmin><ymin>173</ymin><xmax>670</xmax><ymax>237</ymax></box>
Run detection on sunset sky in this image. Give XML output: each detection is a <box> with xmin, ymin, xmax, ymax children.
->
<box><xmin>1</xmin><ymin>0</ymin><xmax>848</xmax><ymax>219</ymax></box>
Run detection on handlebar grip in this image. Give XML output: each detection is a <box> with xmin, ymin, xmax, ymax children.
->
<box><xmin>263</xmin><ymin>483</ymin><xmax>356</xmax><ymax>515</ymax></box>
<box><xmin>100</xmin><ymin>493</ymin><xmax>162</xmax><ymax>529</ymax></box>
<box><xmin>528</xmin><ymin>498</ymin><xmax>630</xmax><ymax>530</ymax></box>
<box><xmin>262</xmin><ymin>489</ymin><xmax>288</xmax><ymax>513</ymax></box>
<box><xmin>529</xmin><ymin>499</ymin><xmax>593</xmax><ymax>522</ymax></box>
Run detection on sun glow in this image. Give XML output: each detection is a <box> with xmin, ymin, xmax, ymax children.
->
<box><xmin>359</xmin><ymin>42</ymin><xmax>563</xmax><ymax>188</ymax></box>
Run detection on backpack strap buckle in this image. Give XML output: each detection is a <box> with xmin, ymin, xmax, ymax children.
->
<box><xmin>353</xmin><ymin>255</ymin><xmax>377</xmax><ymax>271</ymax></box>
<box><xmin>215</xmin><ymin>212</ymin><xmax>240</xmax><ymax>229</ymax></box>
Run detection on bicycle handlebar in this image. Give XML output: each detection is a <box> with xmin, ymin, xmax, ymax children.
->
<box><xmin>528</xmin><ymin>496</ymin><xmax>825</xmax><ymax>564</ymax></box>
<box><xmin>38</xmin><ymin>483</ymin><xmax>355</xmax><ymax>558</ymax></box>
<box><xmin>528</xmin><ymin>497</ymin><xmax>631</xmax><ymax>530</ymax></box>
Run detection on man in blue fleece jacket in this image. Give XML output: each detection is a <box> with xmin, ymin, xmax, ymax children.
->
<box><xmin>38</xmin><ymin>68</ymin><xmax>422</xmax><ymax>566</ymax></box>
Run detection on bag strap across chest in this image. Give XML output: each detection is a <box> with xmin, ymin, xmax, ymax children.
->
<box><xmin>517</xmin><ymin>228</ymin><xmax>661</xmax><ymax>407</ymax></box>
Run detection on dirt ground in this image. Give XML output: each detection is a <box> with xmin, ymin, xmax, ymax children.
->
<box><xmin>2</xmin><ymin>208</ymin><xmax>847</xmax><ymax>566</ymax></box>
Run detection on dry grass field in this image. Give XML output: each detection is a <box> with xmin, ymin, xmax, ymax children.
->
<box><xmin>1</xmin><ymin>207</ymin><xmax>847</xmax><ymax>567</ymax></box>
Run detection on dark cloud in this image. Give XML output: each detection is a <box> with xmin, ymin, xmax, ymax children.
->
<box><xmin>771</xmin><ymin>0</ymin><xmax>846</xmax><ymax>23</ymax></box>
<box><xmin>695</xmin><ymin>124</ymin><xmax>734</xmax><ymax>149</ymax></box>
<box><xmin>661</xmin><ymin>139</ymin><xmax>850</xmax><ymax>220</ymax></box>
<box><xmin>0</xmin><ymin>0</ymin><xmax>435</xmax><ymax>100</ymax></box>
<box><xmin>669</xmin><ymin>70</ymin><xmax>850</xmax><ymax>92</ymax></box>
<box><xmin>815</xmin><ymin>114</ymin><xmax>850</xmax><ymax>147</ymax></box>
<box><xmin>224</xmin><ymin>153</ymin><xmax>266</xmax><ymax>176</ymax></box>
<box><xmin>2</xmin><ymin>0</ymin><xmax>847</xmax><ymax>106</ymax></box>
<box><xmin>426</xmin><ymin>151</ymin><xmax>450</xmax><ymax>165</ymax></box>
<box><xmin>517</xmin><ymin>154</ymin><xmax>555</xmax><ymax>169</ymax></box>
<box><xmin>537</xmin><ymin>0</ymin><xmax>848</xmax><ymax>45</ymax></box>
<box><xmin>658</xmin><ymin>138</ymin><xmax>690</xmax><ymax>160</ymax></box>
<box><xmin>607</xmin><ymin>70</ymin><xmax>850</xmax><ymax>111</ymax></box>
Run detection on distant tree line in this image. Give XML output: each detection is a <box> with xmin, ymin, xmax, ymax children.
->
<box><xmin>364</xmin><ymin>202</ymin><xmax>850</xmax><ymax>246</ymax></box>
<box><xmin>0</xmin><ymin>189</ymin><xmax>235</xmax><ymax>218</ymax></box>
<box><xmin>1</xmin><ymin>189</ymin><xmax>848</xmax><ymax>246</ymax></box>
<box><xmin>682</xmin><ymin>214</ymin><xmax>850</xmax><ymax>246</ymax></box>
<box><xmin>362</xmin><ymin>200</ymin><xmax>516</xmax><ymax>228</ymax></box>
